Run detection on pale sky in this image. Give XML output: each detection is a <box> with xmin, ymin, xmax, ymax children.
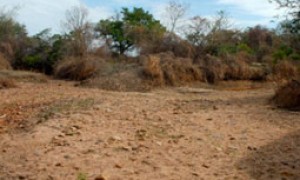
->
<box><xmin>0</xmin><ymin>0</ymin><xmax>283</xmax><ymax>35</ymax></box>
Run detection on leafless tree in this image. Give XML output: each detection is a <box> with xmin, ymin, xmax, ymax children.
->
<box><xmin>165</xmin><ymin>0</ymin><xmax>189</xmax><ymax>33</ymax></box>
<box><xmin>62</xmin><ymin>5</ymin><xmax>93</xmax><ymax>57</ymax></box>
<box><xmin>186</xmin><ymin>16</ymin><xmax>211</xmax><ymax>46</ymax></box>
<box><xmin>212</xmin><ymin>10</ymin><xmax>232</xmax><ymax>32</ymax></box>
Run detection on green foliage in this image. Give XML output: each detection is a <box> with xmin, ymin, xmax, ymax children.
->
<box><xmin>218</xmin><ymin>45</ymin><xmax>237</xmax><ymax>55</ymax></box>
<box><xmin>20</xmin><ymin>30</ymin><xmax>67</xmax><ymax>74</ymax></box>
<box><xmin>290</xmin><ymin>53</ymin><xmax>300</xmax><ymax>61</ymax></box>
<box><xmin>77</xmin><ymin>173</ymin><xmax>87</xmax><ymax>180</ymax></box>
<box><xmin>95</xmin><ymin>7</ymin><xmax>166</xmax><ymax>54</ymax></box>
<box><xmin>273</xmin><ymin>45</ymin><xmax>295</xmax><ymax>62</ymax></box>
<box><xmin>97</xmin><ymin>19</ymin><xmax>132</xmax><ymax>54</ymax></box>
<box><xmin>237</xmin><ymin>43</ymin><xmax>253</xmax><ymax>54</ymax></box>
<box><xmin>23</xmin><ymin>55</ymin><xmax>41</xmax><ymax>68</ymax></box>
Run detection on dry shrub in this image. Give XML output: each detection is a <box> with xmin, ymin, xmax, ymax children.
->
<box><xmin>92</xmin><ymin>45</ymin><xmax>111</xmax><ymax>58</ymax></box>
<box><xmin>80</xmin><ymin>63</ymin><xmax>150</xmax><ymax>92</ymax></box>
<box><xmin>142</xmin><ymin>52</ymin><xmax>204</xmax><ymax>86</ymax></box>
<box><xmin>0</xmin><ymin>53</ymin><xmax>12</xmax><ymax>70</ymax></box>
<box><xmin>226</xmin><ymin>59</ymin><xmax>251</xmax><ymax>80</ymax></box>
<box><xmin>54</xmin><ymin>56</ymin><xmax>103</xmax><ymax>81</ymax></box>
<box><xmin>235</xmin><ymin>51</ymin><xmax>255</xmax><ymax>63</ymax></box>
<box><xmin>273</xmin><ymin>60</ymin><xmax>298</xmax><ymax>81</ymax></box>
<box><xmin>198</xmin><ymin>54</ymin><xmax>268</xmax><ymax>83</ymax></box>
<box><xmin>143</xmin><ymin>55</ymin><xmax>164</xmax><ymax>86</ymax></box>
<box><xmin>224</xmin><ymin>54</ymin><xmax>268</xmax><ymax>81</ymax></box>
<box><xmin>142</xmin><ymin>33</ymin><xmax>195</xmax><ymax>59</ymax></box>
<box><xmin>0</xmin><ymin>77</ymin><xmax>16</xmax><ymax>89</ymax></box>
<box><xmin>273</xmin><ymin>80</ymin><xmax>300</xmax><ymax>110</ymax></box>
<box><xmin>198</xmin><ymin>55</ymin><xmax>228</xmax><ymax>83</ymax></box>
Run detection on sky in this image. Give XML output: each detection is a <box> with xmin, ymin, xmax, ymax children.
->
<box><xmin>0</xmin><ymin>0</ymin><xmax>284</xmax><ymax>35</ymax></box>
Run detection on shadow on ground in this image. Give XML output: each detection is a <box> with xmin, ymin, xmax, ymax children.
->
<box><xmin>236</xmin><ymin>130</ymin><xmax>300</xmax><ymax>180</ymax></box>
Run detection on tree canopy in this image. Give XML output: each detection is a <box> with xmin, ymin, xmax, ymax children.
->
<box><xmin>95</xmin><ymin>7</ymin><xmax>166</xmax><ymax>54</ymax></box>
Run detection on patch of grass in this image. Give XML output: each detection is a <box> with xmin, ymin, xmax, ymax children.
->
<box><xmin>38</xmin><ymin>98</ymin><xmax>95</xmax><ymax>122</ymax></box>
<box><xmin>0</xmin><ymin>70</ymin><xmax>48</xmax><ymax>83</ymax></box>
<box><xmin>0</xmin><ymin>77</ymin><xmax>17</xmax><ymax>89</ymax></box>
<box><xmin>77</xmin><ymin>172</ymin><xmax>88</xmax><ymax>180</ymax></box>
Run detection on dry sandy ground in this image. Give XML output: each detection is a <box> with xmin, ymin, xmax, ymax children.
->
<box><xmin>0</xmin><ymin>81</ymin><xmax>299</xmax><ymax>180</ymax></box>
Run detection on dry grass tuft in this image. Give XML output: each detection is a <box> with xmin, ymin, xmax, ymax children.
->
<box><xmin>0</xmin><ymin>77</ymin><xmax>16</xmax><ymax>89</ymax></box>
<box><xmin>0</xmin><ymin>70</ymin><xmax>48</xmax><ymax>83</ymax></box>
<box><xmin>54</xmin><ymin>56</ymin><xmax>103</xmax><ymax>81</ymax></box>
<box><xmin>273</xmin><ymin>79</ymin><xmax>300</xmax><ymax>110</ymax></box>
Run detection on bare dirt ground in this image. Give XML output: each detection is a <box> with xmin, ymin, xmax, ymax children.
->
<box><xmin>0</xmin><ymin>80</ymin><xmax>299</xmax><ymax>180</ymax></box>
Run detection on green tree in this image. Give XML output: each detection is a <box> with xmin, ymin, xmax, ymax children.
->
<box><xmin>22</xmin><ymin>29</ymin><xmax>67</xmax><ymax>74</ymax></box>
<box><xmin>95</xmin><ymin>7</ymin><xmax>166</xmax><ymax>55</ymax></box>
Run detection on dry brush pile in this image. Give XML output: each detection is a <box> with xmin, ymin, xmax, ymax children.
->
<box><xmin>273</xmin><ymin>79</ymin><xmax>300</xmax><ymax>110</ymax></box>
<box><xmin>142</xmin><ymin>52</ymin><xmax>204</xmax><ymax>86</ymax></box>
<box><xmin>142</xmin><ymin>52</ymin><xmax>270</xmax><ymax>86</ymax></box>
<box><xmin>54</xmin><ymin>56</ymin><xmax>104</xmax><ymax>81</ymax></box>
<box><xmin>197</xmin><ymin>53</ymin><xmax>269</xmax><ymax>83</ymax></box>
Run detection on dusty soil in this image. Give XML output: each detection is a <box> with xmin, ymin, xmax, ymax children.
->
<box><xmin>0</xmin><ymin>80</ymin><xmax>299</xmax><ymax>180</ymax></box>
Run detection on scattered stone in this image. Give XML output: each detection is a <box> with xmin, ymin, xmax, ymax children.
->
<box><xmin>93</xmin><ymin>105</ymin><xmax>102</xmax><ymax>110</ymax></box>
<box><xmin>192</xmin><ymin>172</ymin><xmax>199</xmax><ymax>177</ymax></box>
<box><xmin>105</xmin><ymin>108</ymin><xmax>112</xmax><ymax>113</ymax></box>
<box><xmin>202</xmin><ymin>164</ymin><xmax>210</xmax><ymax>168</ymax></box>
<box><xmin>55</xmin><ymin>163</ymin><xmax>62</xmax><ymax>167</ymax></box>
<box><xmin>115</xmin><ymin>163</ymin><xmax>122</xmax><ymax>169</ymax></box>
<box><xmin>156</xmin><ymin>141</ymin><xmax>162</xmax><ymax>146</ymax></box>
<box><xmin>110</xmin><ymin>135</ymin><xmax>122</xmax><ymax>141</ymax></box>
<box><xmin>247</xmin><ymin>146</ymin><xmax>257</xmax><ymax>151</ymax></box>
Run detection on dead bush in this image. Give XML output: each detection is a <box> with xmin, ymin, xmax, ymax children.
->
<box><xmin>273</xmin><ymin>60</ymin><xmax>298</xmax><ymax>81</ymax></box>
<box><xmin>80</xmin><ymin>63</ymin><xmax>150</xmax><ymax>92</ymax></box>
<box><xmin>273</xmin><ymin>80</ymin><xmax>300</xmax><ymax>110</ymax></box>
<box><xmin>0</xmin><ymin>77</ymin><xmax>16</xmax><ymax>89</ymax></box>
<box><xmin>198</xmin><ymin>55</ymin><xmax>228</xmax><ymax>83</ymax></box>
<box><xmin>142</xmin><ymin>52</ymin><xmax>204</xmax><ymax>86</ymax></box>
<box><xmin>142</xmin><ymin>33</ymin><xmax>195</xmax><ymax>59</ymax></box>
<box><xmin>0</xmin><ymin>53</ymin><xmax>11</xmax><ymax>70</ymax></box>
<box><xmin>54</xmin><ymin>56</ymin><xmax>103</xmax><ymax>81</ymax></box>
<box><xmin>197</xmin><ymin>54</ymin><xmax>268</xmax><ymax>83</ymax></box>
<box><xmin>143</xmin><ymin>55</ymin><xmax>164</xmax><ymax>86</ymax></box>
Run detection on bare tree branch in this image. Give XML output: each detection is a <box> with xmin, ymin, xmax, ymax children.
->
<box><xmin>165</xmin><ymin>0</ymin><xmax>189</xmax><ymax>33</ymax></box>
